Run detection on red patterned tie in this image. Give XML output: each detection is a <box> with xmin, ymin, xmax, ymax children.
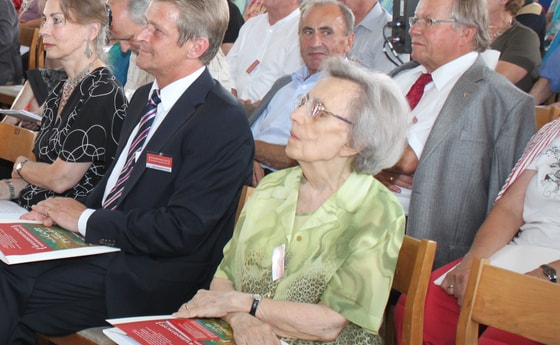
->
<box><xmin>103</xmin><ymin>89</ymin><xmax>161</xmax><ymax>210</ymax></box>
<box><xmin>406</xmin><ymin>73</ymin><xmax>432</xmax><ymax>110</ymax></box>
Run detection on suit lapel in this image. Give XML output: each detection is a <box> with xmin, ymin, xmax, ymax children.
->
<box><xmin>117</xmin><ymin>69</ymin><xmax>215</xmax><ymax>203</ymax></box>
<box><xmin>420</xmin><ymin>57</ymin><xmax>487</xmax><ymax>161</ymax></box>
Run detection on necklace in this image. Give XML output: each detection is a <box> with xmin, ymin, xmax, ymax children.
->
<box><xmin>489</xmin><ymin>20</ymin><xmax>513</xmax><ymax>41</ymax></box>
<box><xmin>59</xmin><ymin>62</ymin><xmax>93</xmax><ymax>111</ymax></box>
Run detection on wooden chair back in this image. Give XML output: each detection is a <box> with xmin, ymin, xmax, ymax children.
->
<box><xmin>0</xmin><ymin>122</ymin><xmax>36</xmax><ymax>162</ymax></box>
<box><xmin>456</xmin><ymin>257</ymin><xmax>560</xmax><ymax>345</ymax></box>
<box><xmin>384</xmin><ymin>236</ymin><xmax>437</xmax><ymax>345</ymax></box>
<box><xmin>19</xmin><ymin>27</ymin><xmax>45</xmax><ymax>70</ymax></box>
<box><xmin>36</xmin><ymin>185</ymin><xmax>255</xmax><ymax>345</ymax></box>
<box><xmin>235</xmin><ymin>185</ymin><xmax>254</xmax><ymax>222</ymax></box>
<box><xmin>536</xmin><ymin>105</ymin><xmax>560</xmax><ymax>130</ymax></box>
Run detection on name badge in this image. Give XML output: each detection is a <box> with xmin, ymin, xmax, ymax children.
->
<box><xmin>271</xmin><ymin>244</ymin><xmax>285</xmax><ymax>282</ymax></box>
<box><xmin>246</xmin><ymin>59</ymin><xmax>260</xmax><ymax>74</ymax></box>
<box><xmin>146</xmin><ymin>153</ymin><xmax>173</xmax><ymax>173</ymax></box>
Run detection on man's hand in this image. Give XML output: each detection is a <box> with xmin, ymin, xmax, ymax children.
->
<box><xmin>28</xmin><ymin>197</ymin><xmax>86</xmax><ymax>233</ymax></box>
<box><xmin>374</xmin><ymin>170</ymin><xmax>414</xmax><ymax>193</ymax></box>
<box><xmin>252</xmin><ymin>160</ymin><xmax>265</xmax><ymax>187</ymax></box>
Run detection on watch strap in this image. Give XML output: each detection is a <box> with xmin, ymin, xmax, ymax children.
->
<box><xmin>249</xmin><ymin>293</ymin><xmax>262</xmax><ymax>316</ymax></box>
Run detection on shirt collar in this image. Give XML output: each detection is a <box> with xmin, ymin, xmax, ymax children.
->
<box><xmin>149</xmin><ymin>66</ymin><xmax>206</xmax><ymax>113</ymax></box>
<box><xmin>430</xmin><ymin>52</ymin><xmax>478</xmax><ymax>90</ymax></box>
<box><xmin>356</xmin><ymin>2</ymin><xmax>383</xmax><ymax>32</ymax></box>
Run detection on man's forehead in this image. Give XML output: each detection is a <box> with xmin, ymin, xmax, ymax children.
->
<box><xmin>303</xmin><ymin>5</ymin><xmax>345</xmax><ymax>26</ymax></box>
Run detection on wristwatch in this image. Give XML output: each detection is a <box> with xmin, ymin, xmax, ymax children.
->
<box><xmin>15</xmin><ymin>160</ymin><xmax>30</xmax><ymax>183</ymax></box>
<box><xmin>249</xmin><ymin>293</ymin><xmax>262</xmax><ymax>316</ymax></box>
<box><xmin>16</xmin><ymin>159</ymin><xmax>28</xmax><ymax>176</ymax></box>
<box><xmin>541</xmin><ymin>264</ymin><xmax>557</xmax><ymax>283</ymax></box>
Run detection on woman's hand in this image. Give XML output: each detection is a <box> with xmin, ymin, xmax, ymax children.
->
<box><xmin>173</xmin><ymin>289</ymin><xmax>252</xmax><ymax>319</ymax></box>
<box><xmin>227</xmin><ymin>312</ymin><xmax>282</xmax><ymax>345</ymax></box>
<box><xmin>440</xmin><ymin>257</ymin><xmax>474</xmax><ymax>306</ymax></box>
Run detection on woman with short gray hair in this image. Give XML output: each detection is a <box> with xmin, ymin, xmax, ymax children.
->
<box><xmin>174</xmin><ymin>57</ymin><xmax>410</xmax><ymax>345</ymax></box>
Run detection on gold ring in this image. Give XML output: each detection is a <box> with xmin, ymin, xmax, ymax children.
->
<box><xmin>46</xmin><ymin>209</ymin><xmax>50</xmax><ymax>217</ymax></box>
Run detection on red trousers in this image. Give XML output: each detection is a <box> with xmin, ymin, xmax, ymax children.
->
<box><xmin>393</xmin><ymin>260</ymin><xmax>542</xmax><ymax>345</ymax></box>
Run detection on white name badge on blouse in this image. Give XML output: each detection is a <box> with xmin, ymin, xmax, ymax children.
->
<box><xmin>272</xmin><ymin>244</ymin><xmax>285</xmax><ymax>281</ymax></box>
<box><xmin>146</xmin><ymin>153</ymin><xmax>173</xmax><ymax>173</ymax></box>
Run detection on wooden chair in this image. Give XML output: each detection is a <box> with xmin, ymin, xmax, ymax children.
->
<box><xmin>535</xmin><ymin>105</ymin><xmax>560</xmax><ymax>130</ymax></box>
<box><xmin>456</xmin><ymin>257</ymin><xmax>560</xmax><ymax>345</ymax></box>
<box><xmin>36</xmin><ymin>186</ymin><xmax>255</xmax><ymax>345</ymax></box>
<box><xmin>384</xmin><ymin>236</ymin><xmax>437</xmax><ymax>345</ymax></box>
<box><xmin>20</xmin><ymin>26</ymin><xmax>45</xmax><ymax>71</ymax></box>
<box><xmin>0</xmin><ymin>121</ymin><xmax>36</xmax><ymax>162</ymax></box>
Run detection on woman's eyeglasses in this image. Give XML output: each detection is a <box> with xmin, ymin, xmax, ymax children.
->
<box><xmin>295</xmin><ymin>94</ymin><xmax>353</xmax><ymax>126</ymax></box>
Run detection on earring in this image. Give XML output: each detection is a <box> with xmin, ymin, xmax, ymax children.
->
<box><xmin>85</xmin><ymin>42</ymin><xmax>93</xmax><ymax>58</ymax></box>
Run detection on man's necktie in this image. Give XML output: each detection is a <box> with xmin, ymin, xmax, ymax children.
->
<box><xmin>406</xmin><ymin>73</ymin><xmax>432</xmax><ymax>110</ymax></box>
<box><xmin>103</xmin><ymin>89</ymin><xmax>161</xmax><ymax>210</ymax></box>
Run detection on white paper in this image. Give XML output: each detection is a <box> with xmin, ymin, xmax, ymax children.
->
<box><xmin>434</xmin><ymin>244</ymin><xmax>560</xmax><ymax>285</ymax></box>
<box><xmin>0</xmin><ymin>109</ymin><xmax>42</xmax><ymax>122</ymax></box>
<box><xmin>0</xmin><ymin>200</ymin><xmax>28</xmax><ymax>220</ymax></box>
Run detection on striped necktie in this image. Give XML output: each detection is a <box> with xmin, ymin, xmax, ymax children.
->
<box><xmin>103</xmin><ymin>89</ymin><xmax>161</xmax><ymax>210</ymax></box>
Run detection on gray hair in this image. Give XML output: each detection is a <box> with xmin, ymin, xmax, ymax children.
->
<box><xmin>153</xmin><ymin>0</ymin><xmax>229</xmax><ymax>65</ymax></box>
<box><xmin>299</xmin><ymin>0</ymin><xmax>354</xmax><ymax>36</ymax></box>
<box><xmin>321</xmin><ymin>57</ymin><xmax>411</xmax><ymax>175</ymax></box>
<box><xmin>450</xmin><ymin>0</ymin><xmax>490</xmax><ymax>52</ymax></box>
<box><xmin>126</xmin><ymin>0</ymin><xmax>150</xmax><ymax>25</ymax></box>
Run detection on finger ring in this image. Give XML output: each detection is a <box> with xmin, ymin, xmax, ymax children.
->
<box><xmin>186</xmin><ymin>303</ymin><xmax>190</xmax><ymax>310</ymax></box>
<box><xmin>46</xmin><ymin>209</ymin><xmax>50</xmax><ymax>217</ymax></box>
<box><xmin>389</xmin><ymin>176</ymin><xmax>394</xmax><ymax>181</ymax></box>
<box><xmin>448</xmin><ymin>284</ymin><xmax>454</xmax><ymax>289</ymax></box>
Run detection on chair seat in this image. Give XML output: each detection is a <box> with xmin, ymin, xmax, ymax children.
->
<box><xmin>36</xmin><ymin>327</ymin><xmax>116</xmax><ymax>345</ymax></box>
<box><xmin>77</xmin><ymin>327</ymin><xmax>115</xmax><ymax>345</ymax></box>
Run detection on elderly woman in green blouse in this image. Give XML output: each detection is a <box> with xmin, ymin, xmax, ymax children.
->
<box><xmin>173</xmin><ymin>57</ymin><xmax>411</xmax><ymax>345</ymax></box>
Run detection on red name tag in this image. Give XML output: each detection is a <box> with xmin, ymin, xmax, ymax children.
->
<box><xmin>246</xmin><ymin>59</ymin><xmax>260</xmax><ymax>74</ymax></box>
<box><xmin>146</xmin><ymin>153</ymin><xmax>173</xmax><ymax>173</ymax></box>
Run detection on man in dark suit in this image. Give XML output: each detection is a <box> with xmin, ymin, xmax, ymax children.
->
<box><xmin>0</xmin><ymin>0</ymin><xmax>254</xmax><ymax>343</ymax></box>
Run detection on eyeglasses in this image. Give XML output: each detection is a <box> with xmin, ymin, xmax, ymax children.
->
<box><xmin>106</xmin><ymin>4</ymin><xmax>113</xmax><ymax>28</ymax></box>
<box><xmin>295</xmin><ymin>93</ymin><xmax>353</xmax><ymax>125</ymax></box>
<box><xmin>409</xmin><ymin>17</ymin><xmax>457</xmax><ymax>28</ymax></box>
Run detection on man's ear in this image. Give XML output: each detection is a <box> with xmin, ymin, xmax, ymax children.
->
<box><xmin>458</xmin><ymin>25</ymin><xmax>477</xmax><ymax>49</ymax></box>
<box><xmin>186</xmin><ymin>36</ymin><xmax>210</xmax><ymax>59</ymax></box>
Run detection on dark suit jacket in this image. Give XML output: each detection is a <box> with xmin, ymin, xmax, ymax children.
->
<box><xmin>392</xmin><ymin>57</ymin><xmax>536</xmax><ymax>268</ymax></box>
<box><xmin>84</xmin><ymin>68</ymin><xmax>255</xmax><ymax>317</ymax></box>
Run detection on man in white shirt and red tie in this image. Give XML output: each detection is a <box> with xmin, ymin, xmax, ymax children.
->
<box><xmin>375</xmin><ymin>0</ymin><xmax>536</xmax><ymax>269</ymax></box>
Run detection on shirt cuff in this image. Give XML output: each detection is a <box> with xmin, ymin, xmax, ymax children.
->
<box><xmin>78</xmin><ymin>208</ymin><xmax>96</xmax><ymax>236</ymax></box>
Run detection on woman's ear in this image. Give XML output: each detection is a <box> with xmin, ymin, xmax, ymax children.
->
<box><xmin>88</xmin><ymin>22</ymin><xmax>102</xmax><ymax>42</ymax></box>
<box><xmin>340</xmin><ymin>143</ymin><xmax>359</xmax><ymax>158</ymax></box>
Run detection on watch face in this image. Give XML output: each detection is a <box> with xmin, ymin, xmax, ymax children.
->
<box><xmin>542</xmin><ymin>265</ymin><xmax>557</xmax><ymax>282</ymax></box>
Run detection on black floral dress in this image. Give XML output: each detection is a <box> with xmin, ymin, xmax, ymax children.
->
<box><xmin>17</xmin><ymin>67</ymin><xmax>127</xmax><ymax>209</ymax></box>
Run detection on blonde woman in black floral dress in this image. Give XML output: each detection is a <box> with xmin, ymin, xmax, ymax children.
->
<box><xmin>0</xmin><ymin>0</ymin><xmax>127</xmax><ymax>210</ymax></box>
